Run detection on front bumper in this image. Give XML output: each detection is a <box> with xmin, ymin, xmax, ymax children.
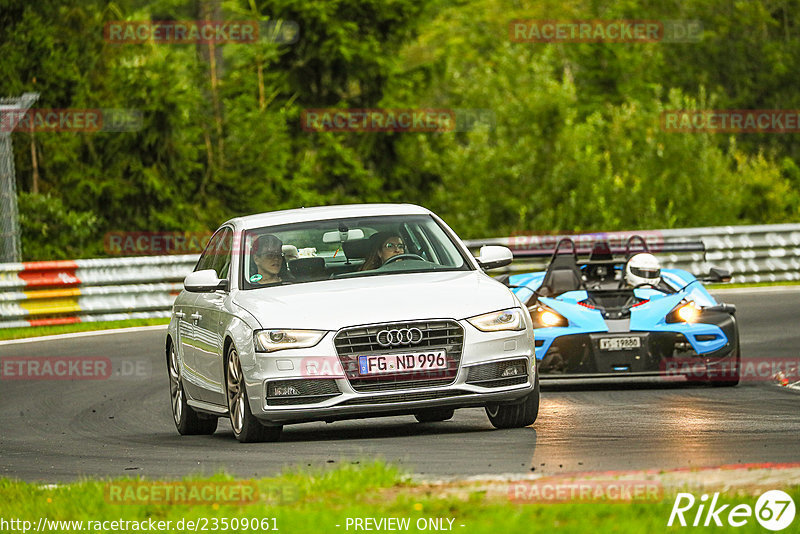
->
<box><xmin>536</xmin><ymin>318</ymin><xmax>737</xmax><ymax>379</ymax></box>
<box><xmin>255</xmin><ymin>382</ymin><xmax>534</xmax><ymax>424</ymax></box>
<box><xmin>242</xmin><ymin>319</ymin><xmax>535</xmax><ymax>424</ymax></box>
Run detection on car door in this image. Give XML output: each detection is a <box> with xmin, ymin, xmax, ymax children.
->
<box><xmin>181</xmin><ymin>228</ymin><xmax>226</xmax><ymax>402</ymax></box>
<box><xmin>173</xmin><ymin>291</ymin><xmax>198</xmax><ymax>385</ymax></box>
<box><xmin>191</xmin><ymin>227</ymin><xmax>233</xmax><ymax>405</ymax></box>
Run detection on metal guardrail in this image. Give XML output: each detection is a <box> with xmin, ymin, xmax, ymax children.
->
<box><xmin>0</xmin><ymin>224</ymin><xmax>798</xmax><ymax>329</ymax></box>
<box><xmin>0</xmin><ymin>255</ymin><xmax>198</xmax><ymax>328</ymax></box>
<box><xmin>464</xmin><ymin>223</ymin><xmax>800</xmax><ymax>283</ymax></box>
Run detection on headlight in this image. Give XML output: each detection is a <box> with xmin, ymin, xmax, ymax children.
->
<box><xmin>254</xmin><ymin>329</ymin><xmax>326</xmax><ymax>352</ymax></box>
<box><xmin>666</xmin><ymin>301</ymin><xmax>700</xmax><ymax>324</ymax></box>
<box><xmin>467</xmin><ymin>308</ymin><xmax>526</xmax><ymax>332</ymax></box>
<box><xmin>530</xmin><ymin>305</ymin><xmax>568</xmax><ymax>328</ymax></box>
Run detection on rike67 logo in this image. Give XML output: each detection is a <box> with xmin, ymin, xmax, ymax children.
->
<box><xmin>668</xmin><ymin>490</ymin><xmax>796</xmax><ymax>530</ymax></box>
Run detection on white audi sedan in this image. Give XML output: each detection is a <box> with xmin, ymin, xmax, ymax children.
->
<box><xmin>166</xmin><ymin>204</ymin><xmax>538</xmax><ymax>442</ymax></box>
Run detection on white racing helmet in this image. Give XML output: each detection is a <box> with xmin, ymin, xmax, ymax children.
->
<box><xmin>625</xmin><ymin>253</ymin><xmax>661</xmax><ymax>287</ymax></box>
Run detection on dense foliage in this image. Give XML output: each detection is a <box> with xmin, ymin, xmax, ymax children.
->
<box><xmin>2</xmin><ymin>0</ymin><xmax>798</xmax><ymax>259</ymax></box>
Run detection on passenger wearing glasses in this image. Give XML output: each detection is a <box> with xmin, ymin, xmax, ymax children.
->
<box><xmin>251</xmin><ymin>234</ymin><xmax>292</xmax><ymax>285</ymax></box>
<box><xmin>359</xmin><ymin>232</ymin><xmax>407</xmax><ymax>271</ymax></box>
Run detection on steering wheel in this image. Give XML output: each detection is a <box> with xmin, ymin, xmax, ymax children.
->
<box><xmin>382</xmin><ymin>253</ymin><xmax>425</xmax><ymax>266</ymax></box>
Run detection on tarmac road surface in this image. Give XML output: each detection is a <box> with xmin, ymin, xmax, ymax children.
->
<box><xmin>1</xmin><ymin>288</ymin><xmax>798</xmax><ymax>482</ymax></box>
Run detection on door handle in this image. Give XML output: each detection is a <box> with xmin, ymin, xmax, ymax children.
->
<box><xmin>190</xmin><ymin>312</ymin><xmax>202</xmax><ymax>323</ymax></box>
<box><xmin>174</xmin><ymin>311</ymin><xmax>185</xmax><ymax>319</ymax></box>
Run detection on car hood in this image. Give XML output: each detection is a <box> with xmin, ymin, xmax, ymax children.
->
<box><xmin>232</xmin><ymin>271</ymin><xmax>516</xmax><ymax>330</ymax></box>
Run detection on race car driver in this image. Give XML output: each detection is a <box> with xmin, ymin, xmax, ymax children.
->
<box><xmin>624</xmin><ymin>252</ymin><xmax>662</xmax><ymax>288</ymax></box>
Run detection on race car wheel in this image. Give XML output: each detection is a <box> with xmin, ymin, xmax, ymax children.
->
<box><xmin>707</xmin><ymin>353</ymin><xmax>740</xmax><ymax>387</ymax></box>
<box><xmin>226</xmin><ymin>344</ymin><xmax>282</xmax><ymax>443</ymax></box>
<box><xmin>414</xmin><ymin>408</ymin><xmax>455</xmax><ymax>423</ymax></box>
<box><xmin>168</xmin><ymin>342</ymin><xmax>218</xmax><ymax>435</ymax></box>
<box><xmin>485</xmin><ymin>375</ymin><xmax>540</xmax><ymax>429</ymax></box>
<box><xmin>711</xmin><ymin>332</ymin><xmax>741</xmax><ymax>387</ymax></box>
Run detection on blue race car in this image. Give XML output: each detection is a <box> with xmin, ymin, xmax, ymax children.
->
<box><xmin>505</xmin><ymin>236</ymin><xmax>740</xmax><ymax>385</ymax></box>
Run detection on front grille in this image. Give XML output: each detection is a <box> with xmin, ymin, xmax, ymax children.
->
<box><xmin>539</xmin><ymin>332</ymin><xmax>702</xmax><ymax>375</ymax></box>
<box><xmin>466</xmin><ymin>359</ymin><xmax>529</xmax><ymax>387</ymax></box>
<box><xmin>334</xmin><ymin>320</ymin><xmax>464</xmax><ymax>392</ymax></box>
<box><xmin>340</xmin><ymin>389</ymin><xmax>471</xmax><ymax>406</ymax></box>
<box><xmin>266</xmin><ymin>379</ymin><xmax>341</xmax><ymax>406</ymax></box>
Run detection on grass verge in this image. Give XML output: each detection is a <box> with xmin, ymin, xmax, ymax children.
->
<box><xmin>707</xmin><ymin>280</ymin><xmax>800</xmax><ymax>290</ymax></box>
<box><xmin>0</xmin><ymin>318</ymin><xmax>169</xmax><ymax>341</ymax></box>
<box><xmin>1</xmin><ymin>463</ymin><xmax>798</xmax><ymax>533</ymax></box>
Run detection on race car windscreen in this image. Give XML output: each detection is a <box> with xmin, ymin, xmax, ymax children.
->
<box><xmin>240</xmin><ymin>214</ymin><xmax>471</xmax><ymax>288</ymax></box>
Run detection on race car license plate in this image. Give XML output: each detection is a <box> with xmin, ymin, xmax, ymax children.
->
<box><xmin>358</xmin><ymin>351</ymin><xmax>447</xmax><ymax>375</ymax></box>
<box><xmin>599</xmin><ymin>337</ymin><xmax>641</xmax><ymax>351</ymax></box>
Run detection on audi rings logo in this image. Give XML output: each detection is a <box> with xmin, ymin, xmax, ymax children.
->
<box><xmin>376</xmin><ymin>328</ymin><xmax>424</xmax><ymax>347</ymax></box>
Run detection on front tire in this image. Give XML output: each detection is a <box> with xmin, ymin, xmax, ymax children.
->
<box><xmin>226</xmin><ymin>344</ymin><xmax>282</xmax><ymax>443</ymax></box>
<box><xmin>710</xmin><ymin>320</ymin><xmax>740</xmax><ymax>387</ymax></box>
<box><xmin>710</xmin><ymin>351</ymin><xmax>740</xmax><ymax>387</ymax></box>
<box><xmin>168</xmin><ymin>343</ymin><xmax>218</xmax><ymax>435</ymax></box>
<box><xmin>485</xmin><ymin>375</ymin><xmax>540</xmax><ymax>429</ymax></box>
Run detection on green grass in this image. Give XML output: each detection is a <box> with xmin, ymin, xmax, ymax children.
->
<box><xmin>0</xmin><ymin>318</ymin><xmax>169</xmax><ymax>341</ymax></box>
<box><xmin>1</xmin><ymin>463</ymin><xmax>797</xmax><ymax>533</ymax></box>
<box><xmin>707</xmin><ymin>280</ymin><xmax>800</xmax><ymax>290</ymax></box>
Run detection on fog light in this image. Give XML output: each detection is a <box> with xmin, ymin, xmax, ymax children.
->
<box><xmin>271</xmin><ymin>385</ymin><xmax>300</xmax><ymax>397</ymax></box>
<box><xmin>502</xmin><ymin>364</ymin><xmax>524</xmax><ymax>377</ymax></box>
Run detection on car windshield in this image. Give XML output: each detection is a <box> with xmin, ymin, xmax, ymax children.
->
<box><xmin>240</xmin><ymin>214</ymin><xmax>471</xmax><ymax>289</ymax></box>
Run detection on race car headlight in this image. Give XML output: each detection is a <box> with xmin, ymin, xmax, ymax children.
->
<box><xmin>666</xmin><ymin>301</ymin><xmax>700</xmax><ymax>324</ymax></box>
<box><xmin>530</xmin><ymin>305</ymin><xmax>569</xmax><ymax>328</ymax></box>
<box><xmin>467</xmin><ymin>308</ymin><xmax>526</xmax><ymax>332</ymax></box>
<box><xmin>254</xmin><ymin>329</ymin><xmax>326</xmax><ymax>352</ymax></box>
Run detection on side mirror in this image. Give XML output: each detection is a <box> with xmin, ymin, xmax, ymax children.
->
<box><xmin>476</xmin><ymin>245</ymin><xmax>513</xmax><ymax>270</ymax></box>
<box><xmin>705</xmin><ymin>267</ymin><xmax>732</xmax><ymax>283</ymax></box>
<box><xmin>184</xmin><ymin>269</ymin><xmax>227</xmax><ymax>292</ymax></box>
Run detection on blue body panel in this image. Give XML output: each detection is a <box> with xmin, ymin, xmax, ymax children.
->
<box><xmin>511</xmin><ymin>267</ymin><xmax>728</xmax><ymax>361</ymax></box>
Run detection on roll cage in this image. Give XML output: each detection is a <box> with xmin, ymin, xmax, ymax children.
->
<box><xmin>514</xmin><ymin>235</ymin><xmax>709</xmax><ymax>302</ymax></box>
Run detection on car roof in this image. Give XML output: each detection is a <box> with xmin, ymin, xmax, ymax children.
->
<box><xmin>226</xmin><ymin>203</ymin><xmax>433</xmax><ymax>230</ymax></box>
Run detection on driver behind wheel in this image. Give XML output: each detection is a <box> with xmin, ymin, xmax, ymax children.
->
<box><xmin>359</xmin><ymin>232</ymin><xmax>406</xmax><ymax>271</ymax></box>
<box><xmin>251</xmin><ymin>234</ymin><xmax>293</xmax><ymax>285</ymax></box>
<box><xmin>625</xmin><ymin>252</ymin><xmax>661</xmax><ymax>288</ymax></box>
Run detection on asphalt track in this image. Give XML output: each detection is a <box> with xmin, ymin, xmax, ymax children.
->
<box><xmin>1</xmin><ymin>288</ymin><xmax>798</xmax><ymax>482</ymax></box>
